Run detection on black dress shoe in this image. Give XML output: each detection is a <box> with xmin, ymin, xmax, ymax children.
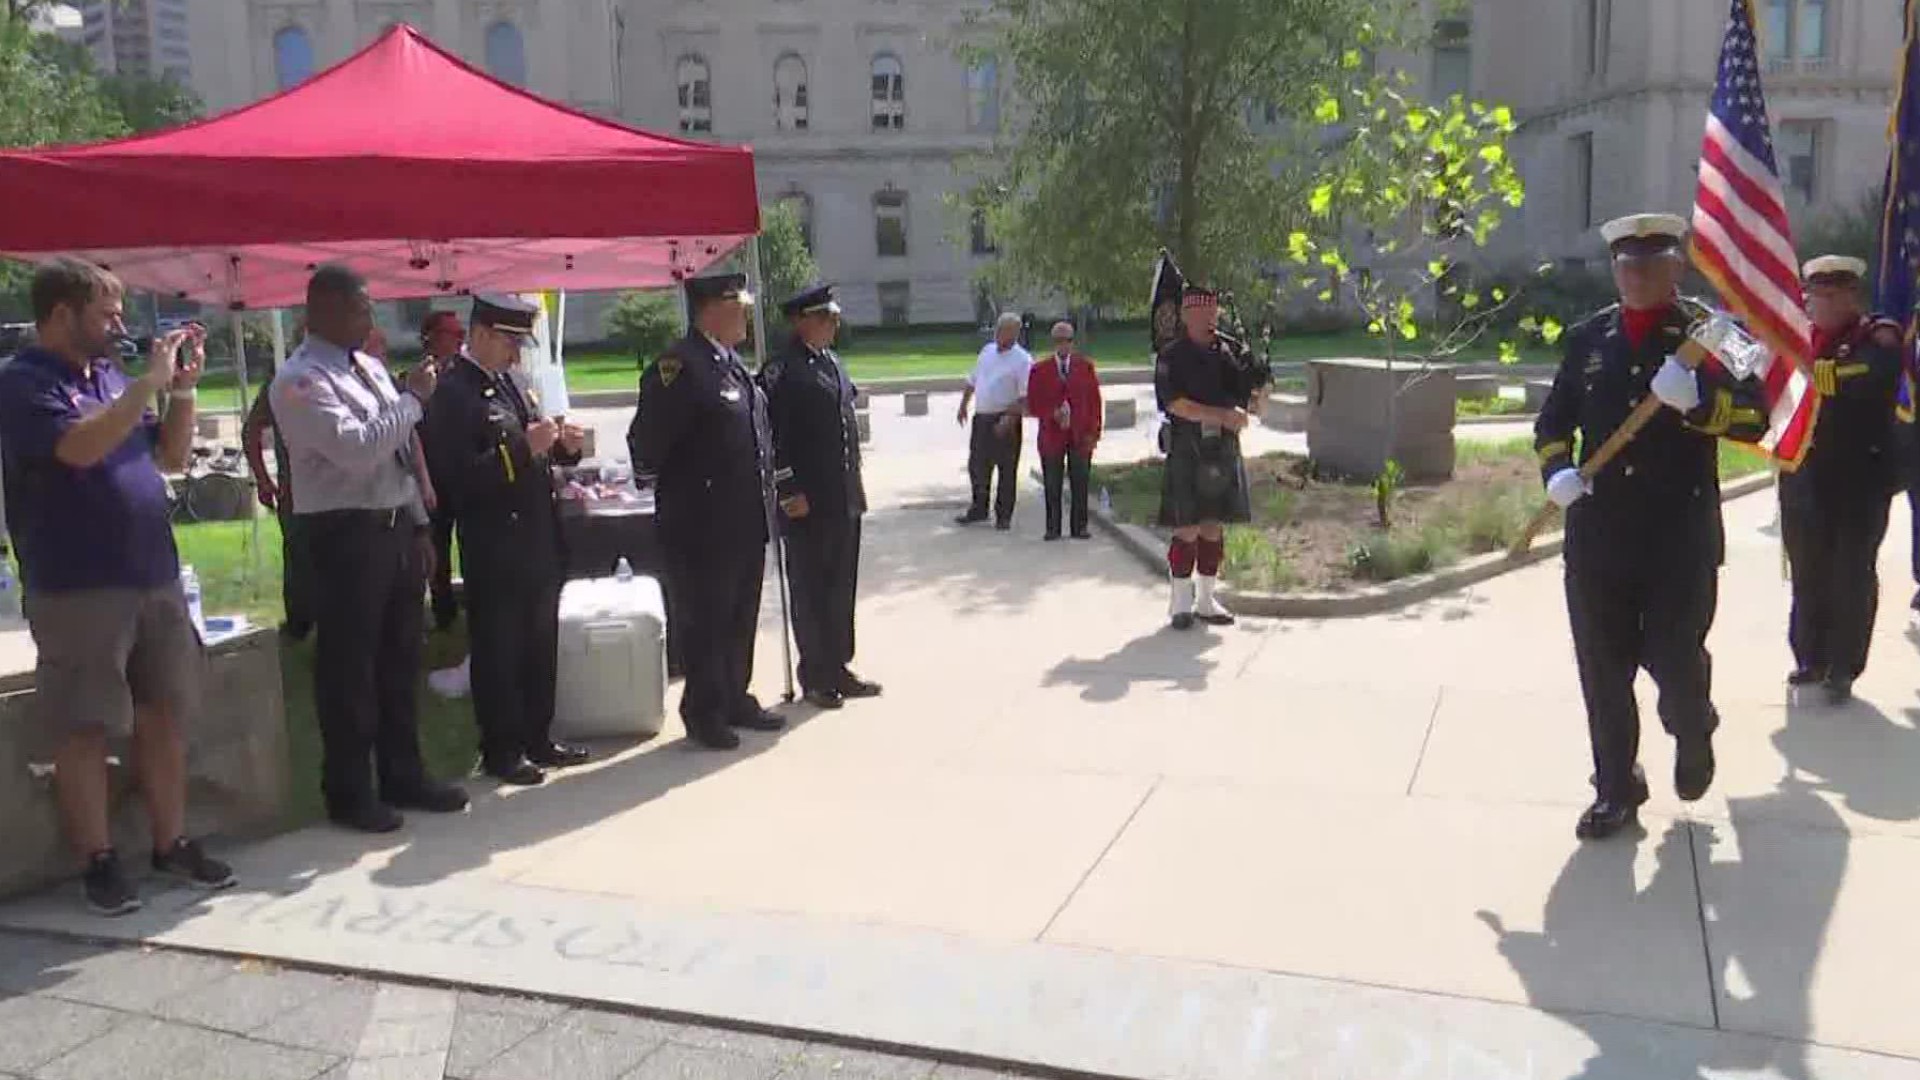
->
<box><xmin>837</xmin><ymin>671</ymin><xmax>883</xmax><ymax>699</ymax></box>
<box><xmin>804</xmin><ymin>687</ymin><xmax>845</xmax><ymax>710</ymax></box>
<box><xmin>994</xmin><ymin>520</ymin><xmax>1013</xmax><ymax>531</ymax></box>
<box><xmin>527</xmin><ymin>741</ymin><xmax>590</xmax><ymax>768</ymax></box>
<box><xmin>279</xmin><ymin>620</ymin><xmax>312</xmax><ymax>643</ymax></box>
<box><xmin>388</xmin><ymin>780</ymin><xmax>471</xmax><ymax>812</ymax></box>
<box><xmin>1071</xmin><ymin>530</ymin><xmax>1093</xmax><ymax>540</ymax></box>
<box><xmin>954</xmin><ymin>512</ymin><xmax>988</xmax><ymax>526</ymax></box>
<box><xmin>1824</xmin><ymin>677</ymin><xmax>1855</xmax><ymax>705</ymax></box>
<box><xmin>482</xmin><ymin>757</ymin><xmax>545</xmax><ymax>787</ymax></box>
<box><xmin>688</xmin><ymin>725</ymin><xmax>741</xmax><ymax>750</ymax></box>
<box><xmin>732</xmin><ymin>708</ymin><xmax>787</xmax><ymax>732</ymax></box>
<box><xmin>330</xmin><ymin>802</ymin><xmax>403</xmax><ymax>834</ymax></box>
<box><xmin>1787</xmin><ymin>666</ymin><xmax>1825</xmax><ymax>686</ymax></box>
<box><xmin>1674</xmin><ymin>736</ymin><xmax>1716</xmax><ymax>802</ymax></box>
<box><xmin>1577</xmin><ymin>771</ymin><xmax>1650</xmax><ymax>840</ymax></box>
<box><xmin>1043</xmin><ymin>531</ymin><xmax>1062</xmax><ymax>541</ymax></box>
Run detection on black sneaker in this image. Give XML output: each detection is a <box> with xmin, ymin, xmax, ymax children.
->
<box><xmin>83</xmin><ymin>850</ymin><xmax>141</xmax><ymax>916</ymax></box>
<box><xmin>152</xmin><ymin>837</ymin><xmax>236</xmax><ymax>891</ymax></box>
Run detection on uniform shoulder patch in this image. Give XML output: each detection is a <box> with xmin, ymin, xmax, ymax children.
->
<box><xmin>656</xmin><ymin>355</ymin><xmax>682</xmax><ymax>387</ymax></box>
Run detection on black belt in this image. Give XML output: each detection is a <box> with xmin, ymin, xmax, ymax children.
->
<box><xmin>306</xmin><ymin>506</ymin><xmax>412</xmax><ymax>529</ymax></box>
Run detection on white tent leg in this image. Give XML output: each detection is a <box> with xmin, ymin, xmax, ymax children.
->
<box><xmin>223</xmin><ymin>258</ymin><xmax>260</xmax><ymax>607</ymax></box>
<box><xmin>748</xmin><ymin>236</ymin><xmax>796</xmax><ymax>704</ymax></box>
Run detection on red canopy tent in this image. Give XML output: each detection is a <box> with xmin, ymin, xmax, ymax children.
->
<box><xmin>0</xmin><ymin>23</ymin><xmax>760</xmax><ymax>308</ymax></box>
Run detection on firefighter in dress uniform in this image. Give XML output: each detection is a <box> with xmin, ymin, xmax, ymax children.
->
<box><xmin>759</xmin><ymin>284</ymin><xmax>883</xmax><ymax>710</ymax></box>
<box><xmin>422</xmin><ymin>295</ymin><xmax>590</xmax><ymax>785</ymax></box>
<box><xmin>1154</xmin><ymin>286</ymin><xmax>1258</xmax><ymax>629</ymax></box>
<box><xmin>1535</xmin><ymin>213</ymin><xmax>1771</xmax><ymax>841</ymax></box>
<box><xmin>1781</xmin><ymin>255</ymin><xmax>1904</xmax><ymax>704</ymax></box>
<box><xmin>628</xmin><ymin>274</ymin><xmax>785</xmax><ymax>751</ymax></box>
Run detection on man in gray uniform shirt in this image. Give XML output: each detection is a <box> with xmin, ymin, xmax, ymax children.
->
<box><xmin>270</xmin><ymin>265</ymin><xmax>468</xmax><ymax>833</ymax></box>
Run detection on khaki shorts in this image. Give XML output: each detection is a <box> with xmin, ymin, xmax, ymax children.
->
<box><xmin>24</xmin><ymin>585</ymin><xmax>204</xmax><ymax>738</ymax></box>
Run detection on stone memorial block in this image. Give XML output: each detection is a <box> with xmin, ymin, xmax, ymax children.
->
<box><xmin>0</xmin><ymin>628</ymin><xmax>291</xmax><ymax>898</ymax></box>
<box><xmin>1525</xmin><ymin>379</ymin><xmax>1556</xmax><ymax>412</ymax></box>
<box><xmin>1263</xmin><ymin>393</ymin><xmax>1309</xmax><ymax>432</ymax></box>
<box><xmin>1306</xmin><ymin>358</ymin><xmax>1456</xmax><ymax>483</ymax></box>
<box><xmin>857</xmin><ymin>412</ymin><xmax>872</xmax><ymax>444</ymax></box>
<box><xmin>855</xmin><ymin>390</ymin><xmax>871</xmax><ymax>412</ymax></box>
<box><xmin>903</xmin><ymin>391</ymin><xmax>930</xmax><ymax>417</ymax></box>
<box><xmin>1104</xmin><ymin>398</ymin><xmax>1137</xmax><ymax>430</ymax></box>
<box><xmin>1455</xmin><ymin>374</ymin><xmax>1501</xmax><ymax>401</ymax></box>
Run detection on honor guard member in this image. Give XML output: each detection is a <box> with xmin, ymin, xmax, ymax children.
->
<box><xmin>417</xmin><ymin>311</ymin><xmax>467</xmax><ymax>630</ymax></box>
<box><xmin>628</xmin><ymin>273</ymin><xmax>785</xmax><ymax>750</ymax></box>
<box><xmin>423</xmin><ymin>295</ymin><xmax>590</xmax><ymax>785</ymax></box>
<box><xmin>1154</xmin><ymin>285</ymin><xmax>1255</xmax><ymax>629</ymax></box>
<box><xmin>270</xmin><ymin>265</ymin><xmax>469</xmax><ymax>832</ymax></box>
<box><xmin>760</xmin><ymin>284</ymin><xmax>883</xmax><ymax>710</ymax></box>
<box><xmin>1535</xmin><ymin>214</ymin><xmax>1771</xmax><ymax>841</ymax></box>
<box><xmin>1781</xmin><ymin>256</ymin><xmax>1903</xmax><ymax>703</ymax></box>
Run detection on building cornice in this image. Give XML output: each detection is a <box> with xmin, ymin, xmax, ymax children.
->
<box><xmin>1516</xmin><ymin>75</ymin><xmax>1895</xmax><ymax>131</ymax></box>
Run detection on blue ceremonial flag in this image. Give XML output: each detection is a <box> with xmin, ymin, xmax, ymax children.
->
<box><xmin>1876</xmin><ymin>0</ymin><xmax>1920</xmax><ymax>421</ymax></box>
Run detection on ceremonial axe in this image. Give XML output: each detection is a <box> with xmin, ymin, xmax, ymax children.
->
<box><xmin>1508</xmin><ymin>313</ymin><xmax>1770</xmax><ymax>558</ymax></box>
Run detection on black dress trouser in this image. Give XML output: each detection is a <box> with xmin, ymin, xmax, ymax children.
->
<box><xmin>967</xmin><ymin>414</ymin><xmax>1022</xmax><ymax>524</ymax></box>
<box><xmin>1783</xmin><ymin>485</ymin><xmax>1892</xmax><ymax>681</ymax></box>
<box><xmin>661</xmin><ymin>534</ymin><xmax>764</xmax><ymax>740</ymax></box>
<box><xmin>278</xmin><ymin>506</ymin><xmax>316</xmax><ymax>632</ymax></box>
<box><xmin>1564</xmin><ymin>512</ymin><xmax>1720</xmax><ymax>803</ymax></box>
<box><xmin>305</xmin><ymin>509</ymin><xmax>429</xmax><ymax>814</ymax></box>
<box><xmin>428</xmin><ymin>510</ymin><xmax>457</xmax><ymax>623</ymax></box>
<box><xmin>460</xmin><ymin>526</ymin><xmax>563</xmax><ymax>767</ymax></box>
<box><xmin>785</xmin><ymin>515</ymin><xmax>861</xmax><ymax>693</ymax></box>
<box><xmin>1041</xmin><ymin>451</ymin><xmax>1091</xmax><ymax>536</ymax></box>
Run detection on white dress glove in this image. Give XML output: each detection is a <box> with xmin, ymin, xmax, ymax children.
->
<box><xmin>1651</xmin><ymin>356</ymin><xmax>1700</xmax><ymax>412</ymax></box>
<box><xmin>1546</xmin><ymin>467</ymin><xmax>1589</xmax><ymax>509</ymax></box>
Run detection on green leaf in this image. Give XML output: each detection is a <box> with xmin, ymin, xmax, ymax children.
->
<box><xmin>1540</xmin><ymin>317</ymin><xmax>1565</xmax><ymax>344</ymax></box>
<box><xmin>1460</xmin><ymin>292</ymin><xmax>1481</xmax><ymax>310</ymax></box>
<box><xmin>1400</xmin><ymin>319</ymin><xmax>1418</xmax><ymax>341</ymax></box>
<box><xmin>1490</xmin><ymin>105</ymin><xmax>1515</xmax><ymax>129</ymax></box>
<box><xmin>1367</xmin><ymin>320</ymin><xmax>1385</xmax><ymax>335</ymax></box>
<box><xmin>1478</xmin><ymin>144</ymin><xmax>1505</xmax><ymax>165</ymax></box>
<box><xmin>1497</xmin><ymin>340</ymin><xmax>1521</xmax><ymax>364</ymax></box>
<box><xmin>1427</xmin><ymin>259</ymin><xmax>1449</xmax><ymax>278</ymax></box>
<box><xmin>1491</xmin><ymin>287</ymin><xmax>1507</xmax><ymax>302</ymax></box>
<box><xmin>1518</xmin><ymin>316</ymin><xmax>1538</xmax><ymax>333</ymax></box>
<box><xmin>1314</xmin><ymin>96</ymin><xmax>1341</xmax><ymax>125</ymax></box>
<box><xmin>1342</xmin><ymin>49</ymin><xmax>1363</xmax><ymax>70</ymax></box>
<box><xmin>1317</xmin><ymin>289</ymin><xmax>1334</xmax><ymax>302</ymax></box>
<box><xmin>1406</xmin><ymin>110</ymin><xmax>1430</xmax><ymax>134</ymax></box>
<box><xmin>1287</xmin><ymin>231</ymin><xmax>1312</xmax><ymax>262</ymax></box>
<box><xmin>1308</xmin><ymin>184</ymin><xmax>1333</xmax><ymax>216</ymax></box>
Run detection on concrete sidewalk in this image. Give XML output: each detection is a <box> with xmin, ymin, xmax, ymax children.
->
<box><xmin>3</xmin><ymin>399</ymin><xmax>1918</xmax><ymax>1079</ymax></box>
<box><xmin>0</xmin><ymin>931</ymin><xmax>1024</xmax><ymax>1079</ymax></box>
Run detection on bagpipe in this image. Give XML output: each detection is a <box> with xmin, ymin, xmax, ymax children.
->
<box><xmin>1148</xmin><ymin>249</ymin><xmax>1274</xmax><ymax>399</ymax></box>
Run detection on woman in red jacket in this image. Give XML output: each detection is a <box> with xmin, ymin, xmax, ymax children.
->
<box><xmin>1027</xmin><ymin>321</ymin><xmax>1104</xmax><ymax>540</ymax></box>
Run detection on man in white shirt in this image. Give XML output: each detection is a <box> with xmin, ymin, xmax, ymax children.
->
<box><xmin>955</xmin><ymin>312</ymin><xmax>1032</xmax><ymax>530</ymax></box>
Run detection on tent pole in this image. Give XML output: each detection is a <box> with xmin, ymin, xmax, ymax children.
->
<box><xmin>225</xmin><ymin>260</ymin><xmax>260</xmax><ymax>609</ymax></box>
<box><xmin>749</xmin><ymin>236</ymin><xmax>796</xmax><ymax>704</ymax></box>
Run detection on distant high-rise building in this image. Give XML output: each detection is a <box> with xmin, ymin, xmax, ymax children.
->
<box><xmin>28</xmin><ymin>3</ymin><xmax>85</xmax><ymax>45</ymax></box>
<box><xmin>80</xmin><ymin>0</ymin><xmax>191</xmax><ymax>83</ymax></box>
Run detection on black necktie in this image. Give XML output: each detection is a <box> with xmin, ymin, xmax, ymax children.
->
<box><xmin>346</xmin><ymin>353</ymin><xmax>415</xmax><ymax>472</ymax></box>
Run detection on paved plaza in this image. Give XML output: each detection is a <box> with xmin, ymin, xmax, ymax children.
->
<box><xmin>2</xmin><ymin>396</ymin><xmax>1918</xmax><ymax>1079</ymax></box>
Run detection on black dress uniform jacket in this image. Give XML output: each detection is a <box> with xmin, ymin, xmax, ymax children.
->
<box><xmin>1154</xmin><ymin>336</ymin><xmax>1254</xmax><ymax>527</ymax></box>
<box><xmin>1780</xmin><ymin>316</ymin><xmax>1904</xmax><ymax>682</ymax></box>
<box><xmin>627</xmin><ymin>331</ymin><xmax>776</xmax><ymax>739</ymax></box>
<box><xmin>760</xmin><ymin>334</ymin><xmax>867</xmax><ymax>694</ymax></box>
<box><xmin>761</xmin><ymin>334</ymin><xmax>866</xmax><ymax>522</ymax></box>
<box><xmin>423</xmin><ymin>358</ymin><xmax>579</xmax><ymax>767</ymax></box>
<box><xmin>1533</xmin><ymin>297</ymin><xmax>1770</xmax><ymax>805</ymax></box>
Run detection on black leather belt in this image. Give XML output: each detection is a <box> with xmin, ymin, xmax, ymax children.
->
<box><xmin>307</xmin><ymin>506</ymin><xmax>409</xmax><ymax>529</ymax></box>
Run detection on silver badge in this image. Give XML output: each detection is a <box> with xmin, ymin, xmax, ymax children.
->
<box><xmin>721</xmin><ymin>386</ymin><xmax>743</xmax><ymax>403</ymax></box>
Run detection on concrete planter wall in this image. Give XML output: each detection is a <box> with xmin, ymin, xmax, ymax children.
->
<box><xmin>1263</xmin><ymin>393</ymin><xmax>1309</xmax><ymax>432</ymax></box>
<box><xmin>1306</xmin><ymin>358</ymin><xmax>1457</xmax><ymax>483</ymax></box>
<box><xmin>1104</xmin><ymin>398</ymin><xmax>1137</xmax><ymax>430</ymax></box>
<box><xmin>0</xmin><ymin>628</ymin><xmax>290</xmax><ymax>898</ymax></box>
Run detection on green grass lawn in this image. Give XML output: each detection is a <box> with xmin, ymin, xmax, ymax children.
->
<box><xmin>175</xmin><ymin>516</ymin><xmax>478</xmax><ymax>827</ymax></box>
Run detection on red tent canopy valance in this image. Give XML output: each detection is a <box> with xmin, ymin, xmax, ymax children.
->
<box><xmin>0</xmin><ymin>24</ymin><xmax>760</xmax><ymax>308</ymax></box>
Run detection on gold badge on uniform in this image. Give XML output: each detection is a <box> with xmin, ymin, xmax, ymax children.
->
<box><xmin>1584</xmin><ymin>353</ymin><xmax>1603</xmax><ymax>375</ymax></box>
<box><xmin>658</xmin><ymin>356</ymin><xmax>682</xmax><ymax>387</ymax></box>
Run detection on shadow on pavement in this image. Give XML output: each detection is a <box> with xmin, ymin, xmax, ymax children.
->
<box><xmin>857</xmin><ymin>505</ymin><xmax>1149</xmax><ymax>615</ymax></box>
<box><xmin>1040</xmin><ymin>626</ymin><xmax>1221</xmax><ymax>703</ymax></box>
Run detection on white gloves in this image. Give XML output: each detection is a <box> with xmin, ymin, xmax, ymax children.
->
<box><xmin>1651</xmin><ymin>356</ymin><xmax>1700</xmax><ymax>412</ymax></box>
<box><xmin>1546</xmin><ymin>467</ymin><xmax>1589</xmax><ymax>509</ymax></box>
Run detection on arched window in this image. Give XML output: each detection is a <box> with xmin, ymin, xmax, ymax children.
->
<box><xmin>780</xmin><ymin>191</ymin><xmax>815</xmax><ymax>251</ymax></box>
<box><xmin>965</xmin><ymin>57</ymin><xmax>998</xmax><ymax>133</ymax></box>
<box><xmin>485</xmin><ymin>20</ymin><xmax>527</xmax><ymax>87</ymax></box>
<box><xmin>870</xmin><ymin>53</ymin><xmax>905</xmax><ymax>131</ymax></box>
<box><xmin>874</xmin><ymin>188</ymin><xmax>908</xmax><ymax>257</ymax></box>
<box><xmin>273</xmin><ymin>25</ymin><xmax>314</xmax><ymax>90</ymax></box>
<box><xmin>774</xmin><ymin>53</ymin><xmax>809</xmax><ymax>131</ymax></box>
<box><xmin>677</xmin><ymin>55</ymin><xmax>712</xmax><ymax>133</ymax></box>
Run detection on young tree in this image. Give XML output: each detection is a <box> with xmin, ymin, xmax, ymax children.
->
<box><xmin>963</xmin><ymin>0</ymin><xmax>1410</xmax><ymax>307</ymax></box>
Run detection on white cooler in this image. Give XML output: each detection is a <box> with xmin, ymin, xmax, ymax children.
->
<box><xmin>554</xmin><ymin>574</ymin><xmax>667</xmax><ymax>739</ymax></box>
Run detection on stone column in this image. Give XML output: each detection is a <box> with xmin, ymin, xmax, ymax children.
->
<box><xmin>323</xmin><ymin>0</ymin><xmax>355</xmax><ymax>64</ymax></box>
<box><xmin>430</xmin><ymin>0</ymin><xmax>459</xmax><ymax>46</ymax></box>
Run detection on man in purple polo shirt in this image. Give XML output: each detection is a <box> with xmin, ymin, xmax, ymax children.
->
<box><xmin>0</xmin><ymin>258</ymin><xmax>234</xmax><ymax>915</ymax></box>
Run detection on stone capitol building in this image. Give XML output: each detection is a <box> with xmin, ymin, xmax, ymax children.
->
<box><xmin>175</xmin><ymin>0</ymin><xmax>1902</xmax><ymax>329</ymax></box>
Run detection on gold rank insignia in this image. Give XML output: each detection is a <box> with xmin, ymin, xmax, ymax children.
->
<box><xmin>1584</xmin><ymin>353</ymin><xmax>1603</xmax><ymax>374</ymax></box>
<box><xmin>657</xmin><ymin>356</ymin><xmax>682</xmax><ymax>387</ymax></box>
<box><xmin>527</xmin><ymin>387</ymin><xmax>541</xmax><ymax>410</ymax></box>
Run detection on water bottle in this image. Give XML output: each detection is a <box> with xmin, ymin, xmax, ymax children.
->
<box><xmin>1099</xmin><ymin>487</ymin><xmax>1113</xmax><ymax>516</ymax></box>
<box><xmin>614</xmin><ymin>556</ymin><xmax>634</xmax><ymax>582</ymax></box>
<box><xmin>180</xmin><ymin>565</ymin><xmax>204</xmax><ymax>638</ymax></box>
<box><xmin>0</xmin><ymin>537</ymin><xmax>19</xmax><ymax>622</ymax></box>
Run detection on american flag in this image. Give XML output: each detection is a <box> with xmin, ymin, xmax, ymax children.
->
<box><xmin>1689</xmin><ymin>0</ymin><xmax>1818</xmax><ymax>469</ymax></box>
<box><xmin>1876</xmin><ymin>0</ymin><xmax>1919</xmax><ymax>422</ymax></box>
